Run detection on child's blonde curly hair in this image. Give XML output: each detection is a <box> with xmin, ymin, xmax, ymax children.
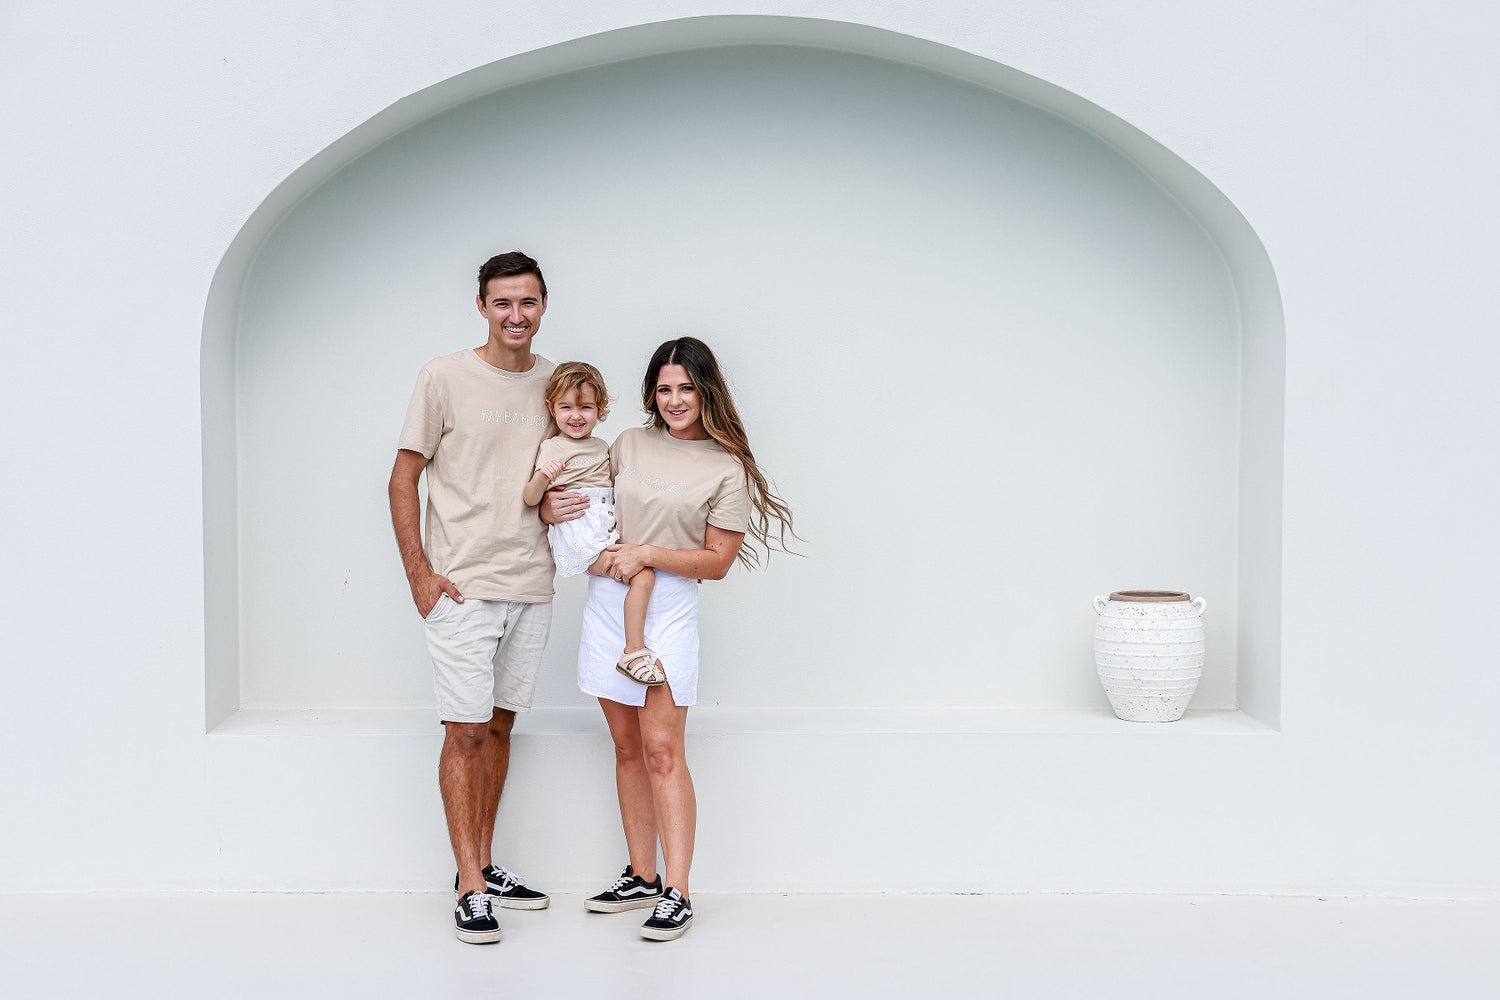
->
<box><xmin>545</xmin><ymin>361</ymin><xmax>610</xmax><ymax>421</ymax></box>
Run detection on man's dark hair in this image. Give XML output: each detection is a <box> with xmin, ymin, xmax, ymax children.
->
<box><xmin>477</xmin><ymin>251</ymin><xmax>547</xmax><ymax>300</ymax></box>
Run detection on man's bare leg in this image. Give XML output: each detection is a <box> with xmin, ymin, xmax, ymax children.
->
<box><xmin>476</xmin><ymin>707</ymin><xmax>516</xmax><ymax>869</ymax></box>
<box><xmin>439</xmin><ymin>720</ymin><xmax>489</xmax><ymax>895</ymax></box>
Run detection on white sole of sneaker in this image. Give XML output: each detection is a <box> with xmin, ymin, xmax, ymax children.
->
<box><xmin>640</xmin><ymin>916</ymin><xmax>692</xmax><ymax>941</ymax></box>
<box><xmin>585</xmin><ymin>895</ymin><xmax>663</xmax><ymax>913</ymax></box>
<box><xmin>455</xmin><ymin>926</ymin><xmax>502</xmax><ymax>945</ymax></box>
<box><xmin>453</xmin><ymin>890</ymin><xmax>552</xmax><ymax>911</ymax></box>
<box><xmin>497</xmin><ymin>895</ymin><xmax>550</xmax><ymax>911</ymax></box>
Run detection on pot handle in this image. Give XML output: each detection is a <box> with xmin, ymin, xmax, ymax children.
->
<box><xmin>1093</xmin><ymin>595</ymin><xmax>1109</xmax><ymax>614</ymax></box>
<box><xmin>1191</xmin><ymin>596</ymin><xmax>1208</xmax><ymax>615</ymax></box>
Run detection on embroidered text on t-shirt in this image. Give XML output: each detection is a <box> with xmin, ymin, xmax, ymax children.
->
<box><xmin>479</xmin><ymin>408</ymin><xmax>547</xmax><ymax>427</ymax></box>
<box><xmin>619</xmin><ymin>463</ymin><xmax>686</xmax><ymax>495</ymax></box>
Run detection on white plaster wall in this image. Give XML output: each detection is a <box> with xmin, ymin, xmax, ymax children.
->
<box><xmin>234</xmin><ymin>45</ymin><xmax>1241</xmax><ymax>714</ymax></box>
<box><xmin>3</xmin><ymin>2</ymin><xmax>1498</xmax><ymax>897</ymax></box>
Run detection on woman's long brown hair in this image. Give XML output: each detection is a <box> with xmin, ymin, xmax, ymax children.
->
<box><xmin>641</xmin><ymin>338</ymin><xmax>798</xmax><ymax>569</ymax></box>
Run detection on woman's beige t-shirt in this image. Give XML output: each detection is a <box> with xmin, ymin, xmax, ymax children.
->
<box><xmin>610</xmin><ymin>425</ymin><xmax>750</xmax><ymax>552</ymax></box>
<box><xmin>535</xmin><ymin>435</ymin><xmax>611</xmax><ymax>490</ymax></box>
<box><xmin>397</xmin><ymin>349</ymin><xmax>557</xmax><ymax>602</ymax></box>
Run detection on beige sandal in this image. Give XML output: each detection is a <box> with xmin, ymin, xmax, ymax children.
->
<box><xmin>617</xmin><ymin>649</ymin><xmax>667</xmax><ymax>686</ymax></box>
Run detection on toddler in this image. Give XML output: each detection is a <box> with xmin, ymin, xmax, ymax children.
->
<box><xmin>523</xmin><ymin>362</ymin><xmax>665</xmax><ymax>686</ymax></box>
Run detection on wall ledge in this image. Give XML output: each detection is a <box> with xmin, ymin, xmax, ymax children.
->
<box><xmin>211</xmin><ymin>706</ymin><xmax>1277</xmax><ymax>738</ymax></box>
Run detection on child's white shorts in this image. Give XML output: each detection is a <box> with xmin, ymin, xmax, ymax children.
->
<box><xmin>577</xmin><ymin>569</ymin><xmax>700</xmax><ymax>707</ymax></box>
<box><xmin>548</xmin><ymin>487</ymin><xmax>620</xmax><ymax>577</ymax></box>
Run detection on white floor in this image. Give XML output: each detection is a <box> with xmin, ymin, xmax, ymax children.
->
<box><xmin>2</xmin><ymin>892</ymin><xmax>1496</xmax><ymax>998</ymax></box>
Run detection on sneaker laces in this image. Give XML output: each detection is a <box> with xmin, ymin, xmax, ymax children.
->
<box><xmin>609</xmin><ymin>868</ymin><xmax>636</xmax><ymax>891</ymax></box>
<box><xmin>652</xmin><ymin>895</ymin><xmax>680</xmax><ymax>919</ymax></box>
<box><xmin>461</xmin><ymin>892</ymin><xmax>494</xmax><ymax>918</ymax></box>
<box><xmin>489</xmin><ymin>866</ymin><xmax>520</xmax><ymax>892</ymax></box>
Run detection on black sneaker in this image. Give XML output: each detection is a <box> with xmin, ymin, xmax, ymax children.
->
<box><xmin>640</xmin><ymin>887</ymin><xmax>693</xmax><ymax>940</ymax></box>
<box><xmin>584</xmin><ymin>864</ymin><xmax>664</xmax><ymax>913</ymax></box>
<box><xmin>454</xmin><ymin>890</ymin><xmax>501</xmax><ymax>944</ymax></box>
<box><xmin>452</xmin><ymin>865</ymin><xmax>551</xmax><ymax>910</ymax></box>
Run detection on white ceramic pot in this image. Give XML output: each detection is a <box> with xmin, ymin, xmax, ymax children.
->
<box><xmin>1092</xmin><ymin>590</ymin><xmax>1207</xmax><ymax>723</ymax></box>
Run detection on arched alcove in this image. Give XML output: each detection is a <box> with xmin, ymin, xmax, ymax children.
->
<box><xmin>203</xmin><ymin>17</ymin><xmax>1282</xmax><ymax>733</ymax></box>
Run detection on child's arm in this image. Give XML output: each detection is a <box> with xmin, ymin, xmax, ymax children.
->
<box><xmin>523</xmin><ymin>460</ymin><xmax>565</xmax><ymax>506</ymax></box>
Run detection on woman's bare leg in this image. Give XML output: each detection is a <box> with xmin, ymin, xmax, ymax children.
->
<box><xmin>598</xmin><ymin>697</ymin><xmax>659</xmax><ymax>880</ymax></box>
<box><xmin>639</xmin><ymin>679</ymin><xmax>694</xmax><ymax>897</ymax></box>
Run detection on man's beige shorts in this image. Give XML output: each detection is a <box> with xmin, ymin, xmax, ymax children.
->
<box><xmin>424</xmin><ymin>595</ymin><xmax>552</xmax><ymax>722</ymax></box>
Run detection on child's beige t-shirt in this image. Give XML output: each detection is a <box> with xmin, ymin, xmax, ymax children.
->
<box><xmin>609</xmin><ymin>426</ymin><xmax>750</xmax><ymax>552</ymax></box>
<box><xmin>397</xmin><ymin>349</ymin><xmax>557</xmax><ymax>602</ymax></box>
<box><xmin>535</xmin><ymin>435</ymin><xmax>611</xmax><ymax>490</ymax></box>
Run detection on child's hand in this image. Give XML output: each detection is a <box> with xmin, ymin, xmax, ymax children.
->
<box><xmin>540</xmin><ymin>460</ymin><xmax>565</xmax><ymax>482</ymax></box>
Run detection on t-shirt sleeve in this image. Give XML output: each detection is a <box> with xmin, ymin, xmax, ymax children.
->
<box><xmin>396</xmin><ymin>368</ymin><xmax>443</xmax><ymax>459</ymax></box>
<box><xmin>706</xmin><ymin>467</ymin><xmax>751</xmax><ymax>534</ymax></box>
<box><xmin>534</xmin><ymin>436</ymin><xmax>564</xmax><ymax>470</ymax></box>
<box><xmin>608</xmin><ymin>433</ymin><xmax>626</xmax><ymax>478</ymax></box>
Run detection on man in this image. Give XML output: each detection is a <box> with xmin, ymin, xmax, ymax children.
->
<box><xmin>389</xmin><ymin>251</ymin><xmax>556</xmax><ymax>944</ymax></box>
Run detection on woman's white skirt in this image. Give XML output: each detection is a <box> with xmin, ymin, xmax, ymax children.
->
<box><xmin>577</xmin><ymin>569</ymin><xmax>700</xmax><ymax>707</ymax></box>
<box><xmin>548</xmin><ymin>487</ymin><xmax>619</xmax><ymax>577</ymax></box>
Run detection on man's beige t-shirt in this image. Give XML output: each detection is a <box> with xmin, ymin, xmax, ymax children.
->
<box><xmin>610</xmin><ymin>426</ymin><xmax>750</xmax><ymax>552</ymax></box>
<box><xmin>535</xmin><ymin>435</ymin><xmax>611</xmax><ymax>490</ymax></box>
<box><xmin>398</xmin><ymin>350</ymin><xmax>557</xmax><ymax>602</ymax></box>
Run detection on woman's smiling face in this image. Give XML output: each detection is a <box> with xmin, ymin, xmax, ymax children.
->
<box><xmin>654</xmin><ymin>364</ymin><xmax>706</xmax><ymax>439</ymax></box>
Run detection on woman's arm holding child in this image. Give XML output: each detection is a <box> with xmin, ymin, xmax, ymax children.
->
<box><xmin>607</xmin><ymin>525</ymin><xmax>745</xmax><ymax>583</ymax></box>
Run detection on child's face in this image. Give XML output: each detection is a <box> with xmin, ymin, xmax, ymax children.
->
<box><xmin>549</xmin><ymin>386</ymin><xmax>600</xmax><ymax>440</ymax></box>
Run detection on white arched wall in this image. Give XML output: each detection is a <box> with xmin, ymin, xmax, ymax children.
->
<box><xmin>21</xmin><ymin>1</ymin><xmax>1500</xmax><ymax>902</ymax></box>
<box><xmin>205</xmin><ymin>18</ymin><xmax>1282</xmax><ymax>734</ymax></box>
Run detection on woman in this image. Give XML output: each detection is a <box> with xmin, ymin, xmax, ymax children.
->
<box><xmin>571</xmin><ymin>337</ymin><xmax>795</xmax><ymax>940</ymax></box>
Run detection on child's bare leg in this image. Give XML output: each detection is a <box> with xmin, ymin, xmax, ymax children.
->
<box><xmin>623</xmin><ymin>568</ymin><xmax>655</xmax><ymax>653</ymax></box>
<box><xmin>616</xmin><ymin>571</ymin><xmax>663</xmax><ymax>685</ymax></box>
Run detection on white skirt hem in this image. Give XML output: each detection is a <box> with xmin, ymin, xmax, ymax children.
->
<box><xmin>576</xmin><ymin>570</ymin><xmax>700</xmax><ymax>707</ymax></box>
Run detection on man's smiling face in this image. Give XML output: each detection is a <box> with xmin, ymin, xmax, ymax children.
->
<box><xmin>476</xmin><ymin>273</ymin><xmax>546</xmax><ymax>351</ymax></box>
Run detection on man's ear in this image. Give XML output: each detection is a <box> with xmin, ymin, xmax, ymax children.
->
<box><xmin>475</xmin><ymin>293</ymin><xmax>487</xmax><ymax>317</ymax></box>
